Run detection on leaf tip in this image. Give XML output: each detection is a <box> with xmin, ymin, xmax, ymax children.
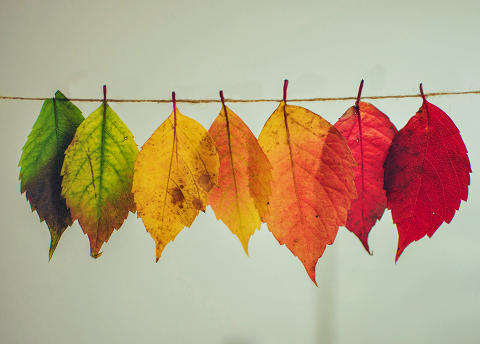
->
<box><xmin>305</xmin><ymin>263</ymin><xmax>318</xmax><ymax>286</ymax></box>
<box><xmin>48</xmin><ymin>231</ymin><xmax>61</xmax><ymax>261</ymax></box>
<box><xmin>155</xmin><ymin>240</ymin><xmax>167</xmax><ymax>262</ymax></box>
<box><xmin>241</xmin><ymin>240</ymin><xmax>250</xmax><ymax>257</ymax></box>
<box><xmin>395</xmin><ymin>247</ymin><xmax>403</xmax><ymax>263</ymax></box>
<box><xmin>361</xmin><ymin>239</ymin><xmax>372</xmax><ymax>256</ymax></box>
<box><xmin>91</xmin><ymin>251</ymin><xmax>103</xmax><ymax>259</ymax></box>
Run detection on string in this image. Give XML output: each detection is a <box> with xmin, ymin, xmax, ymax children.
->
<box><xmin>1</xmin><ymin>90</ymin><xmax>479</xmax><ymax>103</ymax></box>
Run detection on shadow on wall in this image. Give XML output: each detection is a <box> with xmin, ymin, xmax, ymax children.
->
<box><xmin>223</xmin><ymin>336</ymin><xmax>257</xmax><ymax>344</ymax></box>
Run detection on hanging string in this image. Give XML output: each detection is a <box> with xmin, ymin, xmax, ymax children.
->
<box><xmin>1</xmin><ymin>90</ymin><xmax>479</xmax><ymax>104</ymax></box>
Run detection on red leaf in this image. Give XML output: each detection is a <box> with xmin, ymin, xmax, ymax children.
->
<box><xmin>384</xmin><ymin>84</ymin><xmax>471</xmax><ymax>261</ymax></box>
<box><xmin>334</xmin><ymin>81</ymin><xmax>397</xmax><ymax>253</ymax></box>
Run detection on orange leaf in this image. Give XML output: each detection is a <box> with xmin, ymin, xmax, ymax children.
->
<box><xmin>258</xmin><ymin>81</ymin><xmax>356</xmax><ymax>285</ymax></box>
<box><xmin>132</xmin><ymin>94</ymin><xmax>219</xmax><ymax>260</ymax></box>
<box><xmin>208</xmin><ymin>92</ymin><xmax>272</xmax><ymax>255</ymax></box>
<box><xmin>334</xmin><ymin>81</ymin><xmax>397</xmax><ymax>253</ymax></box>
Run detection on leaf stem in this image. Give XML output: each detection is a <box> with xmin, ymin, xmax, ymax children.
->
<box><xmin>419</xmin><ymin>83</ymin><xmax>427</xmax><ymax>103</ymax></box>
<box><xmin>356</xmin><ymin>79</ymin><xmax>364</xmax><ymax>107</ymax></box>
<box><xmin>172</xmin><ymin>92</ymin><xmax>178</xmax><ymax>129</ymax></box>
<box><xmin>103</xmin><ymin>85</ymin><xmax>107</xmax><ymax>103</ymax></box>
<box><xmin>172</xmin><ymin>91</ymin><xmax>178</xmax><ymax>165</ymax></box>
<box><xmin>283</xmin><ymin>79</ymin><xmax>289</xmax><ymax>102</ymax></box>
<box><xmin>220</xmin><ymin>90</ymin><xmax>227</xmax><ymax>115</ymax></box>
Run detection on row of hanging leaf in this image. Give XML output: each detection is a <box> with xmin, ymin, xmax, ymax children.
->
<box><xmin>19</xmin><ymin>81</ymin><xmax>471</xmax><ymax>285</ymax></box>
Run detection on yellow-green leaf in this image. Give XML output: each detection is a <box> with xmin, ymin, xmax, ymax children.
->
<box><xmin>132</xmin><ymin>105</ymin><xmax>219</xmax><ymax>260</ymax></box>
<box><xmin>61</xmin><ymin>98</ymin><xmax>139</xmax><ymax>258</ymax></box>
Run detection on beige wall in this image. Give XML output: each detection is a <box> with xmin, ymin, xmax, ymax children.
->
<box><xmin>1</xmin><ymin>0</ymin><xmax>479</xmax><ymax>343</ymax></box>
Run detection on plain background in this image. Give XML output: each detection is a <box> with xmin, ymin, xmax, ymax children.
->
<box><xmin>1</xmin><ymin>0</ymin><xmax>479</xmax><ymax>343</ymax></box>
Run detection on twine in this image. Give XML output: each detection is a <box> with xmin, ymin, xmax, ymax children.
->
<box><xmin>1</xmin><ymin>90</ymin><xmax>479</xmax><ymax>104</ymax></box>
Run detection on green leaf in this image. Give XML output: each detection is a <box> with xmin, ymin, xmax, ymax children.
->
<box><xmin>61</xmin><ymin>99</ymin><xmax>139</xmax><ymax>258</ymax></box>
<box><xmin>19</xmin><ymin>91</ymin><xmax>84</xmax><ymax>260</ymax></box>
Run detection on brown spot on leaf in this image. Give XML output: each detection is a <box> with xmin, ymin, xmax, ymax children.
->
<box><xmin>197</xmin><ymin>173</ymin><xmax>214</xmax><ymax>192</ymax></box>
<box><xmin>192</xmin><ymin>197</ymin><xmax>203</xmax><ymax>210</ymax></box>
<box><xmin>170</xmin><ymin>187</ymin><xmax>185</xmax><ymax>207</ymax></box>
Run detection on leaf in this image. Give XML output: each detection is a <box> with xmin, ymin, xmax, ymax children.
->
<box><xmin>334</xmin><ymin>80</ymin><xmax>397</xmax><ymax>253</ymax></box>
<box><xmin>258</xmin><ymin>81</ymin><xmax>357</xmax><ymax>284</ymax></box>
<box><xmin>208</xmin><ymin>92</ymin><xmax>272</xmax><ymax>255</ymax></box>
<box><xmin>384</xmin><ymin>84</ymin><xmax>471</xmax><ymax>262</ymax></box>
<box><xmin>61</xmin><ymin>87</ymin><xmax>139</xmax><ymax>258</ymax></box>
<box><xmin>19</xmin><ymin>91</ymin><xmax>84</xmax><ymax>259</ymax></box>
<box><xmin>132</xmin><ymin>93</ymin><xmax>220</xmax><ymax>261</ymax></box>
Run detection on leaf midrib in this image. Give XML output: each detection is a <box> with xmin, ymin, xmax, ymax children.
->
<box><xmin>283</xmin><ymin>104</ymin><xmax>306</xmax><ymax>234</ymax></box>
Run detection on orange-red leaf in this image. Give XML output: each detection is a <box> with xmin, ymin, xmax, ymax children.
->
<box><xmin>335</xmin><ymin>99</ymin><xmax>397</xmax><ymax>253</ymax></box>
<box><xmin>258</xmin><ymin>94</ymin><xmax>356</xmax><ymax>285</ymax></box>
<box><xmin>208</xmin><ymin>96</ymin><xmax>272</xmax><ymax>255</ymax></box>
<box><xmin>384</xmin><ymin>85</ymin><xmax>471</xmax><ymax>261</ymax></box>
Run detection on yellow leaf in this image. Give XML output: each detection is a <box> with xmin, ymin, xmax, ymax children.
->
<box><xmin>132</xmin><ymin>104</ymin><xmax>219</xmax><ymax>260</ymax></box>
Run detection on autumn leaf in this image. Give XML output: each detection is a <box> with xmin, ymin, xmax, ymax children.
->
<box><xmin>61</xmin><ymin>86</ymin><xmax>139</xmax><ymax>258</ymax></box>
<box><xmin>384</xmin><ymin>84</ymin><xmax>471</xmax><ymax>261</ymax></box>
<box><xmin>132</xmin><ymin>93</ymin><xmax>220</xmax><ymax>260</ymax></box>
<box><xmin>19</xmin><ymin>91</ymin><xmax>84</xmax><ymax>259</ymax></box>
<box><xmin>258</xmin><ymin>81</ymin><xmax>357</xmax><ymax>284</ymax></box>
<box><xmin>334</xmin><ymin>80</ymin><xmax>397</xmax><ymax>253</ymax></box>
<box><xmin>208</xmin><ymin>91</ymin><xmax>272</xmax><ymax>255</ymax></box>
